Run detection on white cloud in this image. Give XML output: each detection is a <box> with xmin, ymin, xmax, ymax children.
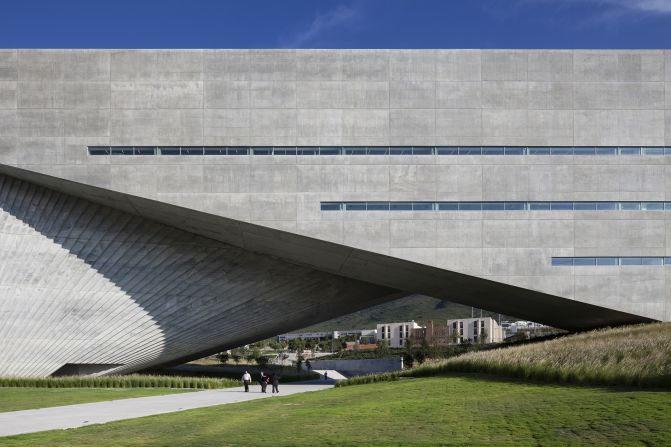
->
<box><xmin>602</xmin><ymin>0</ymin><xmax>671</xmax><ymax>14</ymax></box>
<box><xmin>280</xmin><ymin>3</ymin><xmax>362</xmax><ymax>48</ymax></box>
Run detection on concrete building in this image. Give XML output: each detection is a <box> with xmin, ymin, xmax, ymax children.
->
<box><xmin>0</xmin><ymin>49</ymin><xmax>670</xmax><ymax>376</ymax></box>
<box><xmin>448</xmin><ymin>318</ymin><xmax>503</xmax><ymax>344</ymax></box>
<box><xmin>277</xmin><ymin>329</ymin><xmax>375</xmax><ymax>342</ymax></box>
<box><xmin>377</xmin><ymin>322</ymin><xmax>422</xmax><ymax>348</ymax></box>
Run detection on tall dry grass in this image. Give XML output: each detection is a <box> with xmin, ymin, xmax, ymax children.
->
<box><xmin>337</xmin><ymin>323</ymin><xmax>671</xmax><ymax>388</ymax></box>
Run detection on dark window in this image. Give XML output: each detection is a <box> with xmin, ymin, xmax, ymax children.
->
<box><xmin>158</xmin><ymin>147</ymin><xmax>180</xmax><ymax>155</ymax></box>
<box><xmin>596</xmin><ymin>202</ymin><xmax>618</xmax><ymax>210</ymax></box>
<box><xmin>437</xmin><ymin>202</ymin><xmax>459</xmax><ymax>211</ymax></box>
<box><xmin>436</xmin><ymin>146</ymin><xmax>458</xmax><ymax>155</ymax></box>
<box><xmin>344</xmin><ymin>147</ymin><xmax>366</xmax><ymax>155</ymax></box>
<box><xmin>88</xmin><ymin>147</ymin><xmax>109</xmax><ymax>155</ymax></box>
<box><xmin>620</xmin><ymin>202</ymin><xmax>641</xmax><ymax>211</ymax></box>
<box><xmin>482</xmin><ymin>202</ymin><xmax>505</xmax><ymax>210</ymax></box>
<box><xmin>619</xmin><ymin>147</ymin><xmax>641</xmax><ymax>155</ymax></box>
<box><xmin>642</xmin><ymin>202</ymin><xmax>664</xmax><ymax>211</ymax></box>
<box><xmin>413</xmin><ymin>202</ymin><xmax>433</xmax><ymax>211</ymax></box>
<box><xmin>111</xmin><ymin>147</ymin><xmax>134</xmax><ymax>155</ymax></box>
<box><xmin>181</xmin><ymin>148</ymin><xmax>203</xmax><ymax>155</ymax></box>
<box><xmin>504</xmin><ymin>147</ymin><xmax>525</xmax><ymax>155</ymax></box>
<box><xmin>552</xmin><ymin>258</ymin><xmax>573</xmax><ymax>266</ymax></box>
<box><xmin>551</xmin><ymin>147</ymin><xmax>573</xmax><ymax>155</ymax></box>
<box><xmin>389</xmin><ymin>147</ymin><xmax>412</xmax><ymax>155</ymax></box>
<box><xmin>642</xmin><ymin>147</ymin><xmax>664</xmax><ymax>156</ymax></box>
<box><xmin>319</xmin><ymin>147</ymin><xmax>341</xmax><ymax>155</ymax></box>
<box><xmin>620</xmin><ymin>257</ymin><xmax>642</xmax><ymax>266</ymax></box>
<box><xmin>412</xmin><ymin>147</ymin><xmax>433</xmax><ymax>155</ymax></box>
<box><xmin>134</xmin><ymin>147</ymin><xmax>155</xmax><ymax>155</ymax></box>
<box><xmin>204</xmin><ymin>148</ymin><xmax>225</xmax><ymax>155</ymax></box>
<box><xmin>551</xmin><ymin>202</ymin><xmax>573</xmax><ymax>211</ymax></box>
<box><xmin>596</xmin><ymin>257</ymin><xmax>618</xmax><ymax>266</ymax></box>
<box><xmin>459</xmin><ymin>202</ymin><xmax>482</xmax><ymax>211</ymax></box>
<box><xmin>642</xmin><ymin>257</ymin><xmax>663</xmax><ymax>265</ymax></box>
<box><xmin>505</xmin><ymin>202</ymin><xmax>526</xmax><ymax>210</ymax></box>
<box><xmin>320</xmin><ymin>203</ymin><xmax>341</xmax><ymax>211</ymax></box>
<box><xmin>367</xmin><ymin>202</ymin><xmax>390</xmax><ymax>211</ymax></box>
<box><xmin>274</xmin><ymin>147</ymin><xmax>297</xmax><ymax>155</ymax></box>
<box><xmin>297</xmin><ymin>147</ymin><xmax>317</xmax><ymax>155</ymax></box>
<box><xmin>344</xmin><ymin>202</ymin><xmax>366</xmax><ymax>211</ymax></box>
<box><xmin>390</xmin><ymin>202</ymin><xmax>413</xmax><ymax>211</ymax></box>
<box><xmin>459</xmin><ymin>147</ymin><xmax>482</xmax><ymax>155</ymax></box>
<box><xmin>528</xmin><ymin>147</ymin><xmax>551</xmax><ymax>155</ymax></box>
<box><xmin>253</xmin><ymin>147</ymin><xmax>272</xmax><ymax>155</ymax></box>
<box><xmin>529</xmin><ymin>202</ymin><xmax>550</xmax><ymax>211</ymax></box>
<box><xmin>665</xmin><ymin>257</ymin><xmax>671</xmax><ymax>265</ymax></box>
<box><xmin>227</xmin><ymin>147</ymin><xmax>248</xmax><ymax>155</ymax></box>
<box><xmin>573</xmin><ymin>258</ymin><xmax>596</xmax><ymax>266</ymax></box>
<box><xmin>573</xmin><ymin>147</ymin><xmax>595</xmax><ymax>156</ymax></box>
<box><xmin>366</xmin><ymin>147</ymin><xmax>388</xmax><ymax>155</ymax></box>
<box><xmin>481</xmin><ymin>146</ymin><xmax>504</xmax><ymax>155</ymax></box>
<box><xmin>595</xmin><ymin>147</ymin><xmax>617</xmax><ymax>155</ymax></box>
<box><xmin>574</xmin><ymin>202</ymin><xmax>597</xmax><ymax>211</ymax></box>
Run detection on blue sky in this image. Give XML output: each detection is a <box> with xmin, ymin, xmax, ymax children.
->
<box><xmin>1</xmin><ymin>0</ymin><xmax>669</xmax><ymax>48</ymax></box>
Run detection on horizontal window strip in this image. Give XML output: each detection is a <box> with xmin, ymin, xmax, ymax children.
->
<box><xmin>552</xmin><ymin>257</ymin><xmax>671</xmax><ymax>266</ymax></box>
<box><xmin>320</xmin><ymin>201</ymin><xmax>671</xmax><ymax>211</ymax></box>
<box><xmin>88</xmin><ymin>146</ymin><xmax>671</xmax><ymax>157</ymax></box>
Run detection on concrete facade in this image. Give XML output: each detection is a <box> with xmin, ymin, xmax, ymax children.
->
<box><xmin>0</xmin><ymin>49</ymin><xmax>669</xmax><ymax>376</ymax></box>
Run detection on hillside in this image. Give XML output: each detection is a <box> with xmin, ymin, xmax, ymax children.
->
<box><xmin>300</xmin><ymin>294</ymin><xmax>510</xmax><ymax>331</ymax></box>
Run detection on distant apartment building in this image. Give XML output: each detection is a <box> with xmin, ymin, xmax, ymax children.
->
<box><xmin>412</xmin><ymin>318</ymin><xmax>502</xmax><ymax>346</ymax></box>
<box><xmin>376</xmin><ymin>321</ymin><xmax>422</xmax><ymax>348</ymax></box>
<box><xmin>448</xmin><ymin>318</ymin><xmax>503</xmax><ymax>344</ymax></box>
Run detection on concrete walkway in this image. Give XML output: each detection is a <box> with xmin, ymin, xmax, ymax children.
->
<box><xmin>0</xmin><ymin>383</ymin><xmax>332</xmax><ymax>438</ymax></box>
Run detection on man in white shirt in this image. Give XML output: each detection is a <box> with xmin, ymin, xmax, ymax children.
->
<box><xmin>242</xmin><ymin>371</ymin><xmax>251</xmax><ymax>392</ymax></box>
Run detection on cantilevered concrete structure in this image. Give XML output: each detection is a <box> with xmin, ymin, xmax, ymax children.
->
<box><xmin>0</xmin><ymin>49</ymin><xmax>670</xmax><ymax>376</ymax></box>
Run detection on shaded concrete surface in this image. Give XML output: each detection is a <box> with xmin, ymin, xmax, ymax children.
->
<box><xmin>312</xmin><ymin>369</ymin><xmax>348</xmax><ymax>381</ymax></box>
<box><xmin>0</xmin><ymin>383</ymin><xmax>332</xmax><ymax>438</ymax></box>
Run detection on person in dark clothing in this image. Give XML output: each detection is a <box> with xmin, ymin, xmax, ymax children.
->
<box><xmin>271</xmin><ymin>373</ymin><xmax>280</xmax><ymax>394</ymax></box>
<box><xmin>260</xmin><ymin>372</ymin><xmax>268</xmax><ymax>393</ymax></box>
<box><xmin>324</xmin><ymin>371</ymin><xmax>328</xmax><ymax>381</ymax></box>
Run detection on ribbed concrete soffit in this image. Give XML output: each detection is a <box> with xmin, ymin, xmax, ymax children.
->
<box><xmin>0</xmin><ymin>164</ymin><xmax>655</xmax><ymax>341</ymax></box>
<box><xmin>0</xmin><ymin>170</ymin><xmax>403</xmax><ymax>376</ymax></box>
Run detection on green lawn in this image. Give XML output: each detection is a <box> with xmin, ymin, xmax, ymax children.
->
<box><xmin>3</xmin><ymin>375</ymin><xmax>671</xmax><ymax>446</ymax></box>
<box><xmin>0</xmin><ymin>387</ymin><xmax>192</xmax><ymax>413</ymax></box>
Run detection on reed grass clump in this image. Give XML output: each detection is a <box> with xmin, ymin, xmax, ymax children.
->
<box><xmin>338</xmin><ymin>323</ymin><xmax>671</xmax><ymax>388</ymax></box>
<box><xmin>0</xmin><ymin>374</ymin><xmax>239</xmax><ymax>389</ymax></box>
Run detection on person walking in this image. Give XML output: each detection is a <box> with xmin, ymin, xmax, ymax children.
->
<box><xmin>271</xmin><ymin>373</ymin><xmax>280</xmax><ymax>394</ymax></box>
<box><xmin>324</xmin><ymin>371</ymin><xmax>328</xmax><ymax>381</ymax></box>
<box><xmin>242</xmin><ymin>370</ymin><xmax>251</xmax><ymax>392</ymax></box>
<box><xmin>260</xmin><ymin>372</ymin><xmax>268</xmax><ymax>393</ymax></box>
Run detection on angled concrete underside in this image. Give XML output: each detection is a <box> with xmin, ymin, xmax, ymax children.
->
<box><xmin>0</xmin><ymin>172</ymin><xmax>406</xmax><ymax>377</ymax></box>
<box><xmin>0</xmin><ymin>49</ymin><xmax>669</xmax><ymax>375</ymax></box>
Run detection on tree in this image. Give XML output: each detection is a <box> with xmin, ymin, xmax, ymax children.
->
<box><xmin>231</xmin><ymin>352</ymin><xmax>241</xmax><ymax>364</ymax></box>
<box><xmin>216</xmin><ymin>351</ymin><xmax>229</xmax><ymax>365</ymax></box>
<box><xmin>295</xmin><ymin>353</ymin><xmax>304</xmax><ymax>371</ymax></box>
<box><xmin>376</xmin><ymin>339</ymin><xmax>389</xmax><ymax>358</ymax></box>
<box><xmin>256</xmin><ymin>355</ymin><xmax>270</xmax><ymax>368</ymax></box>
<box><xmin>403</xmin><ymin>353</ymin><xmax>415</xmax><ymax>368</ymax></box>
<box><xmin>478</xmin><ymin>328</ymin><xmax>488</xmax><ymax>345</ymax></box>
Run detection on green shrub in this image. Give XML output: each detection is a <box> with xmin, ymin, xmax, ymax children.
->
<box><xmin>0</xmin><ymin>374</ymin><xmax>239</xmax><ymax>389</ymax></box>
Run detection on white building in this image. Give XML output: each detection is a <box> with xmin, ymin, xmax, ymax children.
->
<box><xmin>376</xmin><ymin>321</ymin><xmax>422</xmax><ymax>348</ymax></box>
<box><xmin>447</xmin><ymin>318</ymin><xmax>503</xmax><ymax>344</ymax></box>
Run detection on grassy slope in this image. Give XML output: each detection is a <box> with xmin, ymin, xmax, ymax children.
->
<box><xmin>3</xmin><ymin>376</ymin><xmax>671</xmax><ymax>446</ymax></box>
<box><xmin>339</xmin><ymin>323</ymin><xmax>671</xmax><ymax>388</ymax></box>
<box><xmin>428</xmin><ymin>323</ymin><xmax>671</xmax><ymax>387</ymax></box>
<box><xmin>300</xmin><ymin>294</ymin><xmax>506</xmax><ymax>331</ymax></box>
<box><xmin>0</xmin><ymin>388</ymin><xmax>192</xmax><ymax>413</ymax></box>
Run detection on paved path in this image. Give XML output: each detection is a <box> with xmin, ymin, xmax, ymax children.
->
<box><xmin>0</xmin><ymin>383</ymin><xmax>332</xmax><ymax>438</ymax></box>
<box><xmin>313</xmin><ymin>369</ymin><xmax>348</xmax><ymax>381</ymax></box>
